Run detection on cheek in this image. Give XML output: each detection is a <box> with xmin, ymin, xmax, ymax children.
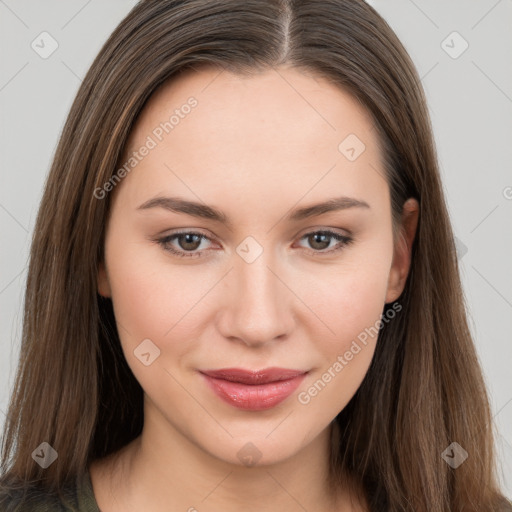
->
<box><xmin>307</xmin><ymin>275</ymin><xmax>385</xmax><ymax>370</ymax></box>
<box><xmin>107</xmin><ymin>249</ymin><xmax>166</xmax><ymax>335</ymax></box>
<box><xmin>104</xmin><ymin>235</ymin><xmax>217</xmax><ymax>372</ymax></box>
<box><xmin>293</xmin><ymin>245</ymin><xmax>393</xmax><ymax>412</ymax></box>
<box><xmin>298</xmin><ymin>246</ymin><xmax>393</xmax><ymax>345</ymax></box>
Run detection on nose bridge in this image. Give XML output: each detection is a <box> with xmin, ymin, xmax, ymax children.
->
<box><xmin>222</xmin><ymin>237</ymin><xmax>293</xmax><ymax>345</ymax></box>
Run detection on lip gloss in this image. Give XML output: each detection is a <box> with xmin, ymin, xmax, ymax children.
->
<box><xmin>200</xmin><ymin>368</ymin><xmax>307</xmax><ymax>411</ymax></box>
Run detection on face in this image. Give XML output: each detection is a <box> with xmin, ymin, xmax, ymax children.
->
<box><xmin>98</xmin><ymin>65</ymin><xmax>415</xmax><ymax>467</ymax></box>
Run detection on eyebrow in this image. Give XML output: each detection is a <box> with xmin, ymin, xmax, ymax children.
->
<box><xmin>137</xmin><ymin>195</ymin><xmax>370</xmax><ymax>228</ymax></box>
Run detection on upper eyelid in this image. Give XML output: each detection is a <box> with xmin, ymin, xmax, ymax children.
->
<box><xmin>161</xmin><ymin>225</ymin><xmax>352</xmax><ymax>239</ymax></box>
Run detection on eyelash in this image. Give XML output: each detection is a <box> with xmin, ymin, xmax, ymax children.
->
<box><xmin>155</xmin><ymin>229</ymin><xmax>354</xmax><ymax>259</ymax></box>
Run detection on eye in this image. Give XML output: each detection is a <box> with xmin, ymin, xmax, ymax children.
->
<box><xmin>156</xmin><ymin>231</ymin><xmax>213</xmax><ymax>259</ymax></box>
<box><xmin>295</xmin><ymin>230</ymin><xmax>354</xmax><ymax>255</ymax></box>
<box><xmin>155</xmin><ymin>229</ymin><xmax>354</xmax><ymax>259</ymax></box>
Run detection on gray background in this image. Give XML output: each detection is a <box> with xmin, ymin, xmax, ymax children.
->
<box><xmin>1</xmin><ymin>0</ymin><xmax>511</xmax><ymax>498</ymax></box>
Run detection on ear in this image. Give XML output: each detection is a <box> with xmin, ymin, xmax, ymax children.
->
<box><xmin>97</xmin><ymin>260</ymin><xmax>112</xmax><ymax>298</ymax></box>
<box><xmin>385</xmin><ymin>198</ymin><xmax>419</xmax><ymax>304</ymax></box>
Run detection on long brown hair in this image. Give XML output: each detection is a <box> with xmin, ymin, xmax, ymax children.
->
<box><xmin>1</xmin><ymin>1</ymin><xmax>509</xmax><ymax>510</ymax></box>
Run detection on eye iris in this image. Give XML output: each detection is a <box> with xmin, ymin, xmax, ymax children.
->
<box><xmin>178</xmin><ymin>233</ymin><xmax>202</xmax><ymax>251</ymax></box>
<box><xmin>309</xmin><ymin>233</ymin><xmax>331</xmax><ymax>250</ymax></box>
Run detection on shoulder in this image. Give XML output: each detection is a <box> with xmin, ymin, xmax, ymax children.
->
<box><xmin>498</xmin><ymin>496</ymin><xmax>512</xmax><ymax>511</ymax></box>
<box><xmin>0</xmin><ymin>492</ymin><xmax>59</xmax><ymax>512</ymax></box>
<box><xmin>0</xmin><ymin>470</ymin><xmax>99</xmax><ymax>512</ymax></box>
<box><xmin>0</xmin><ymin>488</ymin><xmax>65</xmax><ymax>511</ymax></box>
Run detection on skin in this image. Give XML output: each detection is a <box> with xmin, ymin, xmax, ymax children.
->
<box><xmin>91</xmin><ymin>64</ymin><xmax>419</xmax><ymax>512</ymax></box>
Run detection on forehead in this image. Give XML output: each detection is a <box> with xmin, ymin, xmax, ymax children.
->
<box><xmin>116</xmin><ymin>65</ymin><xmax>387</xmax><ymax>213</ymax></box>
<box><xmin>129</xmin><ymin>64</ymin><xmax>377</xmax><ymax>151</ymax></box>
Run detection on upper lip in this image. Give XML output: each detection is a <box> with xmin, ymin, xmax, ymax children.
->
<box><xmin>200</xmin><ymin>367</ymin><xmax>307</xmax><ymax>385</ymax></box>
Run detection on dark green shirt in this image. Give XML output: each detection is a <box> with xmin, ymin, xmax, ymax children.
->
<box><xmin>0</xmin><ymin>470</ymin><xmax>100</xmax><ymax>512</ymax></box>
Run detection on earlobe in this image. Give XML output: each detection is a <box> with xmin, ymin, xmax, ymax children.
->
<box><xmin>97</xmin><ymin>261</ymin><xmax>111</xmax><ymax>298</ymax></box>
<box><xmin>385</xmin><ymin>198</ymin><xmax>419</xmax><ymax>304</ymax></box>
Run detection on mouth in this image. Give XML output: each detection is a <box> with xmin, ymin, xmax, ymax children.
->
<box><xmin>199</xmin><ymin>367</ymin><xmax>308</xmax><ymax>411</ymax></box>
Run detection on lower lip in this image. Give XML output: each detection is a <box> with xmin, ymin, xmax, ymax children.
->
<box><xmin>201</xmin><ymin>373</ymin><xmax>306</xmax><ymax>411</ymax></box>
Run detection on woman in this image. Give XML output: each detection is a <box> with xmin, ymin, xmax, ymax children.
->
<box><xmin>1</xmin><ymin>0</ymin><xmax>510</xmax><ymax>510</ymax></box>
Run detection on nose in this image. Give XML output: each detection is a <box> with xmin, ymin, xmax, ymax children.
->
<box><xmin>216</xmin><ymin>246</ymin><xmax>295</xmax><ymax>348</ymax></box>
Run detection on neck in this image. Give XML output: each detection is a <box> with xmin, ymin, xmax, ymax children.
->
<box><xmin>91</xmin><ymin>405</ymin><xmax>360</xmax><ymax>511</ymax></box>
